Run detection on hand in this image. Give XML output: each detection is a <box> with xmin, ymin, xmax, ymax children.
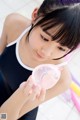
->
<box><xmin>19</xmin><ymin>75</ymin><xmax>46</xmax><ymax>102</ymax></box>
<box><xmin>17</xmin><ymin>76</ymin><xmax>46</xmax><ymax>119</ymax></box>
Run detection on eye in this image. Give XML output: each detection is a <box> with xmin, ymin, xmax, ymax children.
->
<box><xmin>58</xmin><ymin>46</ymin><xmax>66</xmax><ymax>51</ymax></box>
<box><xmin>40</xmin><ymin>34</ymin><xmax>49</xmax><ymax>42</ymax></box>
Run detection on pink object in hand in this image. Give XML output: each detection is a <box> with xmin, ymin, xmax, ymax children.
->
<box><xmin>32</xmin><ymin>64</ymin><xmax>61</xmax><ymax>89</ymax></box>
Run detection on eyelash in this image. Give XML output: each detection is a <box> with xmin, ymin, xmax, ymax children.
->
<box><xmin>40</xmin><ymin>34</ymin><xmax>66</xmax><ymax>51</ymax></box>
<box><xmin>40</xmin><ymin>34</ymin><xmax>49</xmax><ymax>42</ymax></box>
<box><xmin>58</xmin><ymin>47</ymin><xmax>66</xmax><ymax>51</ymax></box>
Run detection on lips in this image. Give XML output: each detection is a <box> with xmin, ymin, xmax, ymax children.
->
<box><xmin>36</xmin><ymin>52</ymin><xmax>45</xmax><ymax>59</ymax></box>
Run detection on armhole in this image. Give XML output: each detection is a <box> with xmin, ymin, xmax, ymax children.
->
<box><xmin>6</xmin><ymin>25</ymin><xmax>31</xmax><ymax>47</ymax></box>
<box><xmin>6</xmin><ymin>39</ymin><xmax>18</xmax><ymax>47</ymax></box>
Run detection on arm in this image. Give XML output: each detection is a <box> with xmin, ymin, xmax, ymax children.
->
<box><xmin>0</xmin><ymin>16</ymin><xmax>8</xmax><ymax>54</ymax></box>
<box><xmin>0</xmin><ymin>88</ymin><xmax>25</xmax><ymax>120</ymax></box>
<box><xmin>0</xmin><ymin>76</ymin><xmax>40</xmax><ymax>120</ymax></box>
<box><xmin>0</xmin><ymin>13</ymin><xmax>32</xmax><ymax>120</ymax></box>
<box><xmin>18</xmin><ymin>66</ymin><xmax>72</xmax><ymax>119</ymax></box>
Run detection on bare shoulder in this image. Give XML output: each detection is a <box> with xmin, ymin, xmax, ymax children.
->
<box><xmin>56</xmin><ymin>59</ymin><xmax>72</xmax><ymax>88</ymax></box>
<box><xmin>0</xmin><ymin>13</ymin><xmax>31</xmax><ymax>55</ymax></box>
<box><xmin>5</xmin><ymin>13</ymin><xmax>31</xmax><ymax>44</ymax></box>
<box><xmin>49</xmin><ymin>59</ymin><xmax>72</xmax><ymax>88</ymax></box>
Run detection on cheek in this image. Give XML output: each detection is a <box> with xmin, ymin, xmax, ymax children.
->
<box><xmin>52</xmin><ymin>50</ymin><xmax>67</xmax><ymax>59</ymax></box>
<box><xmin>29</xmin><ymin>36</ymin><xmax>37</xmax><ymax>49</ymax></box>
<box><xmin>28</xmin><ymin>32</ymin><xmax>42</xmax><ymax>50</ymax></box>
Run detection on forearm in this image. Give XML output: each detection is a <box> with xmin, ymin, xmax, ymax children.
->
<box><xmin>0</xmin><ymin>77</ymin><xmax>39</xmax><ymax>120</ymax></box>
<box><xmin>0</xmin><ymin>88</ymin><xmax>27</xmax><ymax>120</ymax></box>
<box><xmin>18</xmin><ymin>98</ymin><xmax>41</xmax><ymax>119</ymax></box>
<box><xmin>18</xmin><ymin>80</ymin><xmax>70</xmax><ymax>119</ymax></box>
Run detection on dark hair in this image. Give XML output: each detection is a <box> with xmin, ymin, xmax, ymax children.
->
<box><xmin>27</xmin><ymin>0</ymin><xmax>80</xmax><ymax>60</ymax></box>
<box><xmin>37</xmin><ymin>0</ymin><xmax>80</xmax><ymax>16</ymax></box>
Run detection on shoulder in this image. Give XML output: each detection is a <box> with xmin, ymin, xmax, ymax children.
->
<box><xmin>4</xmin><ymin>13</ymin><xmax>31</xmax><ymax>44</ymax></box>
<box><xmin>50</xmin><ymin>59</ymin><xmax>72</xmax><ymax>89</ymax></box>
<box><xmin>57</xmin><ymin>59</ymin><xmax>72</xmax><ymax>89</ymax></box>
<box><xmin>60</xmin><ymin>65</ymin><xmax>72</xmax><ymax>88</ymax></box>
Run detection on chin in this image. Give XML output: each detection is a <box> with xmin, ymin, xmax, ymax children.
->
<box><xmin>34</xmin><ymin>57</ymin><xmax>47</xmax><ymax>62</ymax></box>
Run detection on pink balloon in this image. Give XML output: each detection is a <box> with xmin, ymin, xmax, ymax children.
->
<box><xmin>32</xmin><ymin>64</ymin><xmax>61</xmax><ymax>89</ymax></box>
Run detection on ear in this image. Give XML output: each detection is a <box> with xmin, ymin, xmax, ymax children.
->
<box><xmin>31</xmin><ymin>8</ymin><xmax>39</xmax><ymax>23</ymax></box>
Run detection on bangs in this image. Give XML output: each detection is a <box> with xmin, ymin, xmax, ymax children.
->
<box><xmin>41</xmin><ymin>20</ymin><xmax>75</xmax><ymax>49</ymax></box>
<box><xmin>34</xmin><ymin>7</ymin><xmax>80</xmax><ymax>51</ymax></box>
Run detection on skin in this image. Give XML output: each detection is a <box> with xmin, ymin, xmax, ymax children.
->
<box><xmin>26</xmin><ymin>26</ymin><xmax>70</xmax><ymax>60</ymax></box>
<box><xmin>0</xmin><ymin>8</ymin><xmax>72</xmax><ymax>120</ymax></box>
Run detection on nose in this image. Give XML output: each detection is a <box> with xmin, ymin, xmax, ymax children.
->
<box><xmin>41</xmin><ymin>45</ymin><xmax>53</xmax><ymax>57</ymax></box>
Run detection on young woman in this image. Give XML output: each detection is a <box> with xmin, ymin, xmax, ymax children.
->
<box><xmin>0</xmin><ymin>0</ymin><xmax>80</xmax><ymax>120</ymax></box>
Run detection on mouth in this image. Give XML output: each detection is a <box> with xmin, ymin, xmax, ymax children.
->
<box><xmin>36</xmin><ymin>51</ymin><xmax>45</xmax><ymax>59</ymax></box>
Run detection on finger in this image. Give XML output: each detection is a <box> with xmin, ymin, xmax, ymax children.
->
<box><xmin>19</xmin><ymin>75</ymin><xmax>33</xmax><ymax>89</ymax></box>
<box><xmin>27</xmin><ymin>75</ymin><xmax>36</xmax><ymax>84</ymax></box>
<box><xmin>24</xmin><ymin>83</ymin><xmax>34</xmax><ymax>96</ymax></box>
<box><xmin>29</xmin><ymin>85</ymin><xmax>41</xmax><ymax>101</ymax></box>
<box><xmin>33</xmin><ymin>85</ymin><xmax>41</xmax><ymax>98</ymax></box>
<box><xmin>37</xmin><ymin>88</ymin><xmax>46</xmax><ymax>101</ymax></box>
<box><xmin>19</xmin><ymin>81</ymin><xmax>26</xmax><ymax>89</ymax></box>
<box><xmin>24</xmin><ymin>75</ymin><xmax>34</xmax><ymax>89</ymax></box>
<box><xmin>23</xmin><ymin>76</ymin><xmax>35</xmax><ymax>96</ymax></box>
